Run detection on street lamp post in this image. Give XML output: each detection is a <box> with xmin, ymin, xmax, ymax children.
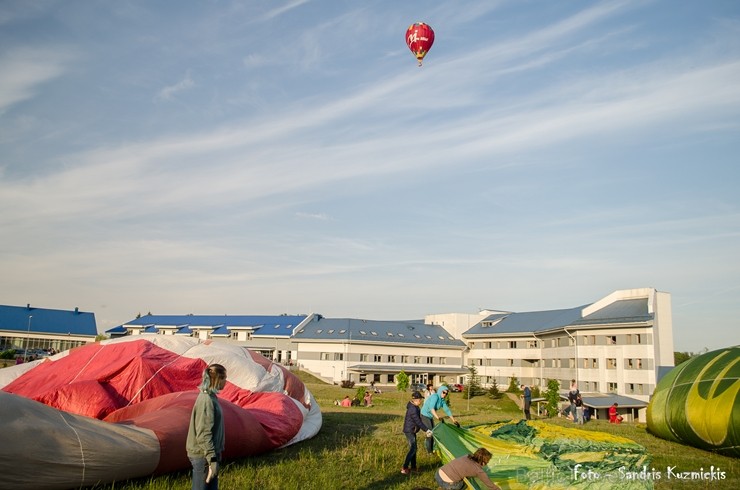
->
<box><xmin>24</xmin><ymin>315</ymin><xmax>33</xmax><ymax>360</ymax></box>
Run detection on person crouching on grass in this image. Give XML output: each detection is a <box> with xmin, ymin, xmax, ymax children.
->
<box><xmin>401</xmin><ymin>391</ymin><xmax>433</xmax><ymax>475</ymax></box>
<box><xmin>187</xmin><ymin>363</ymin><xmax>227</xmax><ymax>490</ymax></box>
<box><xmin>435</xmin><ymin>448</ymin><xmax>500</xmax><ymax>490</ymax></box>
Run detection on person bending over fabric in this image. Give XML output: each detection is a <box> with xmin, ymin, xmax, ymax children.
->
<box><xmin>401</xmin><ymin>391</ymin><xmax>433</xmax><ymax>475</ymax></box>
<box><xmin>187</xmin><ymin>363</ymin><xmax>227</xmax><ymax>490</ymax></box>
<box><xmin>435</xmin><ymin>448</ymin><xmax>500</xmax><ymax>490</ymax></box>
<box><xmin>420</xmin><ymin>385</ymin><xmax>459</xmax><ymax>453</ymax></box>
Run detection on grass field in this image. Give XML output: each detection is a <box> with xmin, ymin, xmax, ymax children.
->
<box><xmin>75</xmin><ymin>371</ymin><xmax>738</xmax><ymax>489</ymax></box>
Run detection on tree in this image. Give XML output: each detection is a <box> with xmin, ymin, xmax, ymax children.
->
<box><xmin>674</xmin><ymin>351</ymin><xmax>694</xmax><ymax>366</ymax></box>
<box><xmin>463</xmin><ymin>365</ymin><xmax>485</xmax><ymax>398</ymax></box>
<box><xmin>396</xmin><ymin>370</ymin><xmax>409</xmax><ymax>392</ymax></box>
<box><xmin>544</xmin><ymin>379</ymin><xmax>560</xmax><ymax>418</ymax></box>
<box><xmin>487</xmin><ymin>379</ymin><xmax>503</xmax><ymax>399</ymax></box>
<box><xmin>507</xmin><ymin>376</ymin><xmax>521</xmax><ymax>394</ymax></box>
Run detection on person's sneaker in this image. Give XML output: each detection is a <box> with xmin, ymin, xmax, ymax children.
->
<box><xmin>400</xmin><ymin>468</ymin><xmax>410</xmax><ymax>475</ymax></box>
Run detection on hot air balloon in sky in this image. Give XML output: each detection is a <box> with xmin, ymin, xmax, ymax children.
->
<box><xmin>405</xmin><ymin>22</ymin><xmax>434</xmax><ymax>66</ymax></box>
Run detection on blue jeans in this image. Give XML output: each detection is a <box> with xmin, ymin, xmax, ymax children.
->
<box><xmin>189</xmin><ymin>456</ymin><xmax>219</xmax><ymax>490</ymax></box>
<box><xmin>403</xmin><ymin>432</ymin><xmax>418</xmax><ymax>469</ymax></box>
<box><xmin>435</xmin><ymin>470</ymin><xmax>465</xmax><ymax>490</ymax></box>
<box><xmin>420</xmin><ymin>415</ymin><xmax>435</xmax><ymax>453</ymax></box>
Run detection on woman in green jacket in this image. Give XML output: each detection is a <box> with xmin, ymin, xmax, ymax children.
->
<box><xmin>187</xmin><ymin>363</ymin><xmax>227</xmax><ymax>490</ymax></box>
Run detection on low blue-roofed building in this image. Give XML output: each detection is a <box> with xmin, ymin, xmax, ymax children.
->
<box><xmin>114</xmin><ymin>313</ymin><xmax>312</xmax><ymax>364</ymax></box>
<box><xmin>0</xmin><ymin>303</ymin><xmax>98</xmax><ymax>355</ymax></box>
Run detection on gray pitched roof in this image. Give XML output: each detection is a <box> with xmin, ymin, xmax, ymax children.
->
<box><xmin>464</xmin><ymin>306</ymin><xmax>586</xmax><ymax>337</ymax></box>
<box><xmin>572</xmin><ymin>299</ymin><xmax>652</xmax><ymax>325</ymax></box>
<box><xmin>463</xmin><ymin>298</ymin><xmax>653</xmax><ymax>337</ymax></box>
<box><xmin>293</xmin><ymin>318</ymin><xmax>465</xmax><ymax>347</ymax></box>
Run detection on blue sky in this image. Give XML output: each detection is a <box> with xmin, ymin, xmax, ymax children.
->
<box><xmin>1</xmin><ymin>1</ymin><xmax>738</xmax><ymax>352</ymax></box>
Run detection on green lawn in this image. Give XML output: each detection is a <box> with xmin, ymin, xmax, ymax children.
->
<box><xmin>73</xmin><ymin>371</ymin><xmax>740</xmax><ymax>489</ymax></box>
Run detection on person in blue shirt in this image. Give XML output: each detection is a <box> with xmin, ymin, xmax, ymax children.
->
<box><xmin>520</xmin><ymin>384</ymin><xmax>532</xmax><ymax>420</ymax></box>
<box><xmin>420</xmin><ymin>385</ymin><xmax>459</xmax><ymax>453</ymax></box>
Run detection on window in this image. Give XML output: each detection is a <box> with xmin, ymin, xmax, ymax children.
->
<box><xmin>606</xmin><ymin>335</ymin><xmax>616</xmax><ymax>345</ymax></box>
<box><xmin>327</xmin><ymin>329</ymin><xmax>334</xmax><ymax>334</ymax></box>
<box><xmin>388</xmin><ymin>374</ymin><xmax>395</xmax><ymax>383</ymax></box>
<box><xmin>635</xmin><ymin>334</ymin><xmax>642</xmax><ymax>344</ymax></box>
<box><xmin>414</xmin><ymin>356</ymin><xmax>421</xmax><ymax>364</ymax></box>
<box><xmin>371</xmin><ymin>331</ymin><xmax>378</xmax><ymax>336</ymax></box>
<box><xmin>588</xmin><ymin>335</ymin><xmax>596</xmax><ymax>345</ymax></box>
<box><xmin>334</xmin><ymin>353</ymin><xmax>344</xmax><ymax>361</ymax></box>
<box><xmin>440</xmin><ymin>356</ymin><xmax>447</xmax><ymax>365</ymax></box>
<box><xmin>636</xmin><ymin>358</ymin><xmax>643</xmax><ymax>369</ymax></box>
<box><xmin>568</xmin><ymin>337</ymin><xmax>575</xmax><ymax>346</ymax></box>
<box><xmin>592</xmin><ymin>358</ymin><xmax>598</xmax><ymax>368</ymax></box>
<box><xmin>359</xmin><ymin>330</ymin><xmax>366</xmax><ymax>335</ymax></box>
<box><xmin>508</xmin><ymin>341</ymin><xmax>516</xmax><ymax>349</ymax></box>
<box><xmin>484</xmin><ymin>342</ymin><xmax>492</xmax><ymax>349</ymax></box>
<box><xmin>359</xmin><ymin>373</ymin><xmax>367</xmax><ymax>382</ymax></box>
<box><xmin>583</xmin><ymin>358</ymin><xmax>589</xmax><ymax>368</ymax></box>
<box><xmin>401</xmin><ymin>355</ymin><xmax>409</xmax><ymax>363</ymax></box>
<box><xmin>527</xmin><ymin>340</ymin><xmax>538</xmax><ymax>348</ymax></box>
<box><xmin>607</xmin><ymin>358</ymin><xmax>617</xmax><ymax>369</ymax></box>
<box><xmin>569</xmin><ymin>358</ymin><xmax>575</xmax><ymax>368</ymax></box>
<box><xmin>320</xmin><ymin>352</ymin><xmax>329</xmax><ymax>360</ymax></box>
<box><xmin>608</xmin><ymin>382</ymin><xmax>618</xmax><ymax>393</ymax></box>
<box><xmin>388</xmin><ymin>355</ymin><xmax>396</xmax><ymax>363</ymax></box>
<box><xmin>426</xmin><ymin>357</ymin><xmax>434</xmax><ymax>364</ymax></box>
<box><xmin>592</xmin><ymin>382</ymin><xmax>599</xmax><ymax>391</ymax></box>
<box><xmin>627</xmin><ymin>359</ymin><xmax>634</xmax><ymax>369</ymax></box>
<box><xmin>373</xmin><ymin>354</ymin><xmax>382</xmax><ymax>362</ymax></box>
<box><xmin>360</xmin><ymin>354</ymin><xmax>369</xmax><ymax>362</ymax></box>
<box><xmin>507</xmin><ymin>359</ymin><xmax>514</xmax><ymax>367</ymax></box>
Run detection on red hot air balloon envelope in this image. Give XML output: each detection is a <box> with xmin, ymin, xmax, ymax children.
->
<box><xmin>406</xmin><ymin>22</ymin><xmax>435</xmax><ymax>66</ymax></box>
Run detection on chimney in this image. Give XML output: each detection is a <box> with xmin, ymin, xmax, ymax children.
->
<box><xmin>27</xmin><ymin>303</ymin><xmax>31</xmax><ymax>310</ymax></box>
<box><xmin>75</xmin><ymin>307</ymin><xmax>79</xmax><ymax>314</ymax></box>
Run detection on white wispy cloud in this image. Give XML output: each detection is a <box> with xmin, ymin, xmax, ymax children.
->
<box><xmin>156</xmin><ymin>72</ymin><xmax>195</xmax><ymax>100</ymax></box>
<box><xmin>0</xmin><ymin>47</ymin><xmax>73</xmax><ymax>113</ymax></box>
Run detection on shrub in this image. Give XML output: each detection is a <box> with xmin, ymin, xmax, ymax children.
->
<box><xmin>340</xmin><ymin>380</ymin><xmax>355</xmax><ymax>389</ymax></box>
<box><xmin>506</xmin><ymin>376</ymin><xmax>521</xmax><ymax>394</ymax></box>
<box><xmin>396</xmin><ymin>370</ymin><xmax>409</xmax><ymax>392</ymax></box>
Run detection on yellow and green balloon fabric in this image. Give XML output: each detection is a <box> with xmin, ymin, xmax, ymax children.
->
<box><xmin>647</xmin><ymin>346</ymin><xmax>739</xmax><ymax>457</ymax></box>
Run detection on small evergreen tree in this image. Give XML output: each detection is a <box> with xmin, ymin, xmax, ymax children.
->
<box><xmin>463</xmin><ymin>365</ymin><xmax>485</xmax><ymax>398</ymax></box>
<box><xmin>487</xmin><ymin>379</ymin><xmax>503</xmax><ymax>399</ymax></box>
<box><xmin>396</xmin><ymin>370</ymin><xmax>410</xmax><ymax>392</ymax></box>
<box><xmin>544</xmin><ymin>379</ymin><xmax>560</xmax><ymax>417</ymax></box>
<box><xmin>507</xmin><ymin>376</ymin><xmax>521</xmax><ymax>393</ymax></box>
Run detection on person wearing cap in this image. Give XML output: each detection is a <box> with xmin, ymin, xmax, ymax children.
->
<box><xmin>401</xmin><ymin>391</ymin><xmax>432</xmax><ymax>475</ymax></box>
<box><xmin>420</xmin><ymin>385</ymin><xmax>459</xmax><ymax>453</ymax></box>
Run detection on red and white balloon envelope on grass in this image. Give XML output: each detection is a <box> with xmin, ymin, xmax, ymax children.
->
<box><xmin>0</xmin><ymin>336</ymin><xmax>322</xmax><ymax>490</ymax></box>
<box><xmin>406</xmin><ymin>22</ymin><xmax>435</xmax><ymax>66</ymax></box>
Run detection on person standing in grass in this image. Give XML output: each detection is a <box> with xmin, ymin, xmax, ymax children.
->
<box><xmin>401</xmin><ymin>391</ymin><xmax>433</xmax><ymax>475</ymax></box>
<box><xmin>520</xmin><ymin>384</ymin><xmax>532</xmax><ymax>420</ymax></box>
<box><xmin>420</xmin><ymin>385</ymin><xmax>460</xmax><ymax>453</ymax></box>
<box><xmin>187</xmin><ymin>363</ymin><xmax>227</xmax><ymax>490</ymax></box>
<box><xmin>435</xmin><ymin>448</ymin><xmax>500</xmax><ymax>490</ymax></box>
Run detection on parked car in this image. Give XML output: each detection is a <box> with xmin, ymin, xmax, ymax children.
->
<box><xmin>410</xmin><ymin>382</ymin><xmax>427</xmax><ymax>392</ymax></box>
<box><xmin>449</xmin><ymin>383</ymin><xmax>464</xmax><ymax>392</ymax></box>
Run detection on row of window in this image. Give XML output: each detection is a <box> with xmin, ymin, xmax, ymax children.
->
<box><xmin>319</xmin><ymin>353</ymin><xmax>449</xmax><ymax>364</ymax></box>
<box><xmin>472</xmin><ymin>334</ymin><xmax>645</xmax><ymax>349</ymax></box>
<box><xmin>469</xmin><ymin>357</ymin><xmax>649</xmax><ymax>369</ymax></box>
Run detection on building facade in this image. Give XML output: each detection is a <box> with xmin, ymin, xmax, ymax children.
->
<box><xmin>0</xmin><ymin>304</ymin><xmax>98</xmax><ymax>356</ymax></box>
<box><xmin>457</xmin><ymin>288</ymin><xmax>673</xmax><ymax>404</ymax></box>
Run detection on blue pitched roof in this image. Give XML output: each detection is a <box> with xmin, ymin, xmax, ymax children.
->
<box><xmin>105</xmin><ymin>325</ymin><xmax>127</xmax><ymax>334</ymax></box>
<box><xmin>0</xmin><ymin>304</ymin><xmax>97</xmax><ymax>336</ymax></box>
<box><xmin>293</xmin><ymin>318</ymin><xmax>465</xmax><ymax>347</ymax></box>
<box><xmin>123</xmin><ymin>314</ymin><xmax>307</xmax><ymax>337</ymax></box>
